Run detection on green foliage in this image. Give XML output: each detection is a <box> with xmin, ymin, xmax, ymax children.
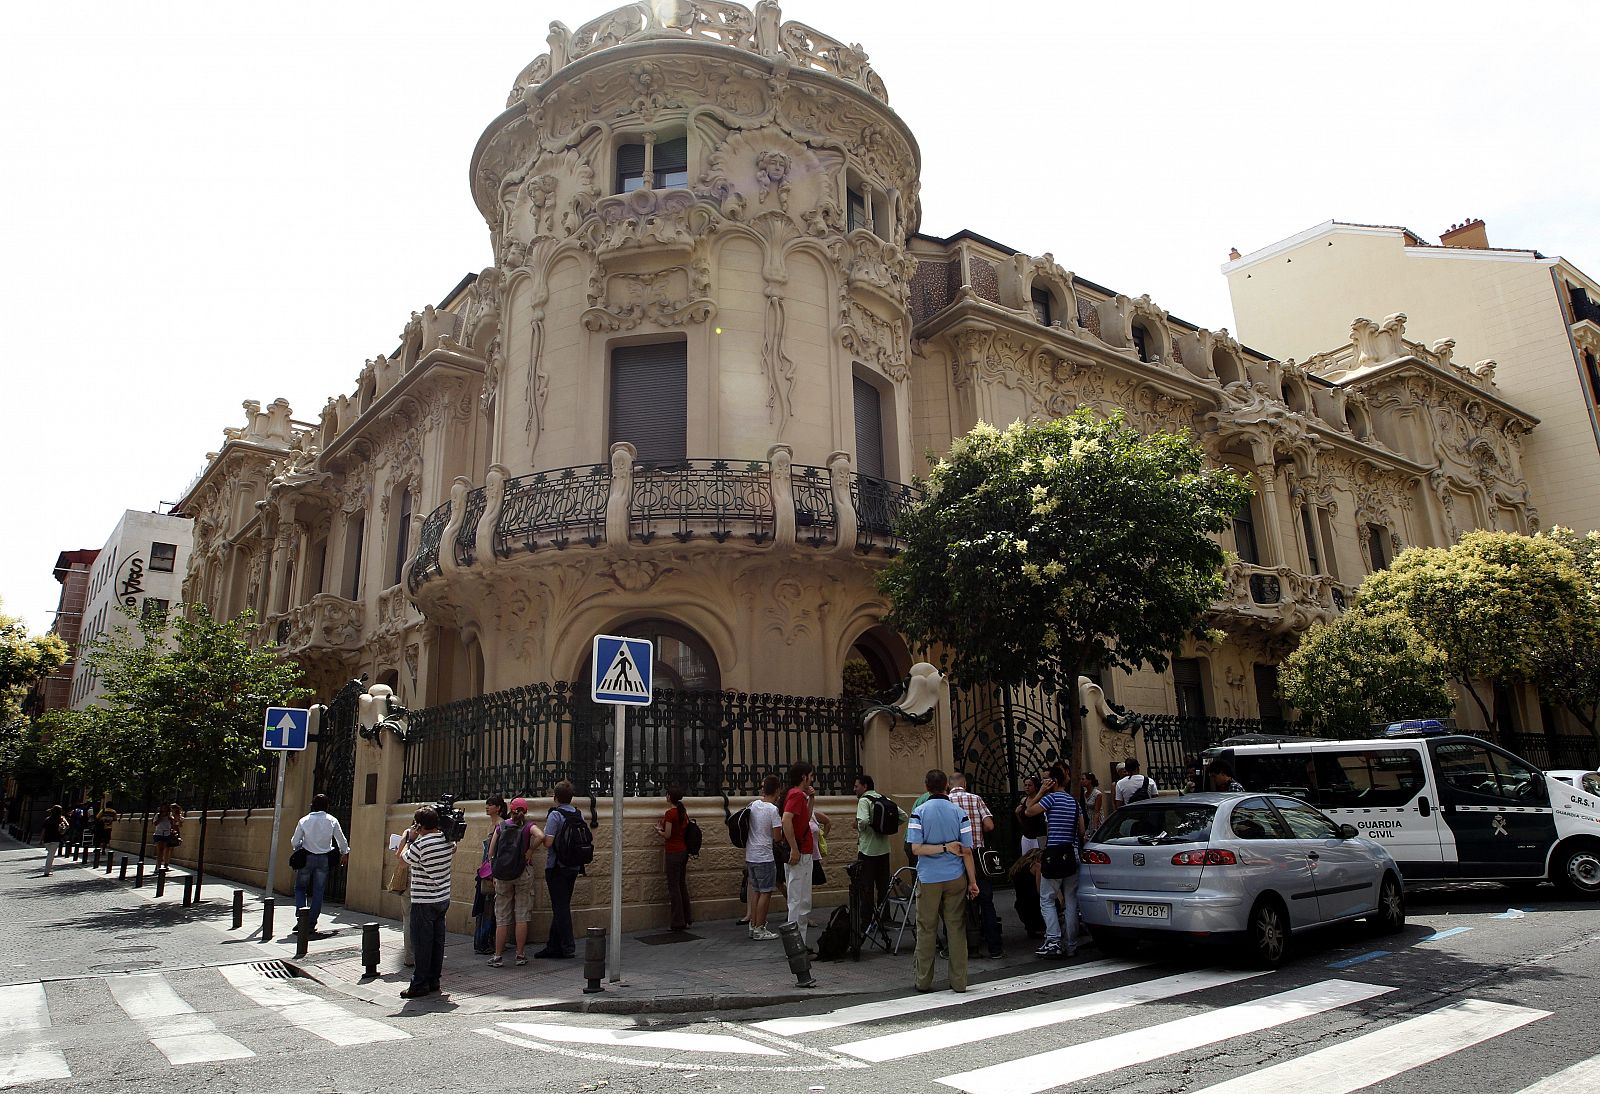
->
<box><xmin>840</xmin><ymin>658</ymin><xmax>879</xmax><ymax>701</ymax></box>
<box><xmin>0</xmin><ymin>597</ymin><xmax>69</xmax><ymax>726</ymax></box>
<box><xmin>880</xmin><ymin>410</ymin><xmax>1251</xmax><ymax>696</ymax></box>
<box><xmin>1356</xmin><ymin>531</ymin><xmax>1590</xmax><ymax>728</ymax></box>
<box><xmin>1278</xmin><ymin>611</ymin><xmax>1454</xmax><ymax>732</ymax></box>
<box><xmin>1533</xmin><ymin>527</ymin><xmax>1600</xmax><ymax>733</ymax></box>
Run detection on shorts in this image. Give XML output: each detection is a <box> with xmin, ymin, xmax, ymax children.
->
<box><xmin>153</xmin><ymin>834</ymin><xmax>173</xmax><ymax>846</ymax></box>
<box><xmin>493</xmin><ymin>868</ymin><xmax>537</xmax><ymax>923</ymax></box>
<box><xmin>746</xmin><ymin>860</ymin><xmax>776</xmax><ymax>893</ymax></box>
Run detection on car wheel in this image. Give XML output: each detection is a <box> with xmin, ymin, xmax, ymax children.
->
<box><xmin>1368</xmin><ymin>874</ymin><xmax>1405</xmax><ymax>935</ymax></box>
<box><xmin>1557</xmin><ymin>843</ymin><xmax>1600</xmax><ymax>898</ymax></box>
<box><xmin>1245</xmin><ymin>898</ymin><xmax>1288</xmax><ymax>968</ymax></box>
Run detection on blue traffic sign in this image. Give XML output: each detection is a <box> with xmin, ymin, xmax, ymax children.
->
<box><xmin>591</xmin><ymin>635</ymin><xmax>653</xmax><ymax>706</ymax></box>
<box><xmin>263</xmin><ymin>706</ymin><xmax>311</xmax><ymax>750</ymax></box>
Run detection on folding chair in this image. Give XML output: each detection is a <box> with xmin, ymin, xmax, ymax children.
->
<box><xmin>864</xmin><ymin>865</ymin><xmax>920</xmax><ymax>955</ymax></box>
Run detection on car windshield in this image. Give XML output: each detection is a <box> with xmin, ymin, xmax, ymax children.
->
<box><xmin>1585</xmin><ymin>773</ymin><xmax>1600</xmax><ymax>796</ymax></box>
<box><xmin>1091</xmin><ymin>804</ymin><xmax>1216</xmax><ymax>845</ymax></box>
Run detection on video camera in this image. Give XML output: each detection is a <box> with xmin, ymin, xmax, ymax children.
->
<box><xmin>433</xmin><ymin>794</ymin><xmax>467</xmax><ymax>843</ymax></box>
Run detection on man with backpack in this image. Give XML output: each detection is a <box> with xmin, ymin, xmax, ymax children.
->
<box><xmin>852</xmin><ymin>774</ymin><xmax>897</xmax><ymax>945</ymax></box>
<box><xmin>486</xmin><ymin>798</ymin><xmax>543</xmax><ymax>967</ymax></box>
<box><xmin>741</xmin><ymin>776</ymin><xmax>783</xmax><ymax>940</ymax></box>
<box><xmin>537</xmin><ymin>780</ymin><xmax>589</xmax><ymax>959</ymax></box>
<box><xmin>1114</xmin><ymin>756</ymin><xmax>1158</xmax><ymax>808</ymax></box>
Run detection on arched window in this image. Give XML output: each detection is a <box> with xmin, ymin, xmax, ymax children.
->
<box><xmin>390</xmin><ymin>487</ymin><xmax>413</xmax><ymax>588</ymax></box>
<box><xmin>1213</xmin><ymin>347</ymin><xmax>1243</xmax><ymax>386</ymax></box>
<box><xmin>1131</xmin><ymin>321</ymin><xmax>1154</xmax><ymax>363</ymax></box>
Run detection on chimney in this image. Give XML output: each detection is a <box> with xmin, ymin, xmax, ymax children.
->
<box><xmin>1440</xmin><ymin>218</ymin><xmax>1489</xmax><ymax>250</ymax></box>
<box><xmin>1228</xmin><ymin>247</ymin><xmax>1242</xmax><ymax>261</ymax></box>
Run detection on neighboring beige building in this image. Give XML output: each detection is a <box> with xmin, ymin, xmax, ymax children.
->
<box><xmin>156</xmin><ymin>2</ymin><xmax>1581</xmax><ymax>930</ymax></box>
<box><xmin>1225</xmin><ymin>218</ymin><xmax>1600</xmax><ymax>535</ymax></box>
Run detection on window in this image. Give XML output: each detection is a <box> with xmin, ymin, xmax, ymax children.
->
<box><xmin>847</xmin><ymin>187</ymin><xmax>868</xmax><ymax>233</ymax></box>
<box><xmin>853</xmin><ymin>375</ymin><xmax>886</xmax><ymax>480</ymax></box>
<box><xmin>1254</xmin><ymin>665</ymin><xmax>1283</xmax><ymax>727</ymax></box>
<box><xmin>1432</xmin><ymin>740</ymin><xmax>1546</xmax><ymax>805</ymax></box>
<box><xmin>1585</xmin><ymin>352</ymin><xmax>1600</xmax><ymax>406</ymax></box>
<box><xmin>1310</xmin><ymin>749</ymin><xmax>1425</xmax><ymax>809</ymax></box>
<box><xmin>1173</xmin><ymin>657</ymin><xmax>1206</xmax><ymax>719</ymax></box>
<box><xmin>615</xmin><ymin>135</ymin><xmax>689</xmax><ymax>194</ymax></box>
<box><xmin>1317</xmin><ymin>508</ymin><xmax>1340</xmax><ymax>580</ymax></box>
<box><xmin>1366</xmin><ymin>523</ymin><xmax>1391</xmax><ymax>571</ymax></box>
<box><xmin>1300</xmin><ymin>506</ymin><xmax>1321</xmax><ymax>573</ymax></box>
<box><xmin>391</xmin><ymin>488</ymin><xmax>413</xmax><ymax>589</ymax></box>
<box><xmin>1031</xmin><ymin>286</ymin><xmax>1053</xmax><ymax>327</ymax></box>
<box><xmin>1131</xmin><ymin>324</ymin><xmax>1151</xmax><ymax>363</ymax></box>
<box><xmin>149</xmin><ymin>542</ymin><xmax>177</xmax><ymax>573</ymax></box>
<box><xmin>1492</xmin><ymin>681</ymin><xmax>1522</xmax><ymax>733</ymax></box>
<box><xmin>342</xmin><ymin>513</ymin><xmax>365</xmax><ymax>601</ymax></box>
<box><xmin>1271</xmin><ymin>798</ymin><xmax>1341</xmax><ymax>840</ymax></box>
<box><xmin>611</xmin><ymin>342</ymin><xmax>687</xmax><ymax>465</ymax></box>
<box><xmin>1231</xmin><ymin>799</ymin><xmax>1291</xmax><ymax>840</ymax></box>
<box><xmin>141</xmin><ymin>598</ymin><xmax>169</xmax><ymax>622</ymax></box>
<box><xmin>1092</xmin><ymin>803</ymin><xmax>1216</xmax><ymax>845</ymax></box>
<box><xmin>616</xmin><ymin>143</ymin><xmax>646</xmax><ymax>193</ymax></box>
<box><xmin>1233</xmin><ymin>499</ymin><xmax>1260</xmax><ymax>566</ymax></box>
<box><xmin>1231</xmin><ymin>753</ymin><xmax>1316</xmax><ymax>801</ymax></box>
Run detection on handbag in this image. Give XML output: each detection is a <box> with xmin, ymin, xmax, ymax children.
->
<box><xmin>811</xmin><ymin>858</ymin><xmax>826</xmax><ymax>886</ymax></box>
<box><xmin>978</xmin><ymin>848</ymin><xmax>1004</xmax><ymax>878</ymax></box>
<box><xmin>1040</xmin><ymin>843</ymin><xmax>1078</xmax><ymax>880</ymax></box>
<box><xmin>387</xmin><ymin>859</ymin><xmax>410</xmax><ymax>893</ymax></box>
<box><xmin>289</xmin><ymin>847</ymin><xmax>308</xmax><ymax>870</ymax></box>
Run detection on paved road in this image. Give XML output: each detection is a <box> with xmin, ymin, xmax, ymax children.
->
<box><xmin>5</xmin><ymin>836</ymin><xmax>1600</xmax><ymax>1093</ymax></box>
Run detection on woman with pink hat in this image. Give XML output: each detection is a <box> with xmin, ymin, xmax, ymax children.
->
<box><xmin>486</xmin><ymin>797</ymin><xmax>543</xmax><ymax>966</ymax></box>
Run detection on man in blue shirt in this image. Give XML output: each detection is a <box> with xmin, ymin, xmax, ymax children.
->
<box><xmin>907</xmin><ymin>769</ymin><xmax>978</xmax><ymax>992</ymax></box>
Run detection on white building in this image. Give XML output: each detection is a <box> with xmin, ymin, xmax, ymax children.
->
<box><xmin>70</xmin><ymin>510</ymin><xmax>194</xmax><ymax>709</ymax></box>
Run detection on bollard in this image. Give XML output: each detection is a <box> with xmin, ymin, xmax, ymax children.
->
<box><xmin>104</xmin><ymin>852</ymin><xmax>113</xmax><ymax>875</ymax></box>
<box><xmin>181</xmin><ymin>877</ymin><xmax>194</xmax><ymax>907</ymax></box>
<box><xmin>295</xmin><ymin>908</ymin><xmax>311</xmax><ymax>959</ymax></box>
<box><xmin>232</xmin><ymin>890</ymin><xmax>245</xmax><ymax>930</ymax></box>
<box><xmin>119</xmin><ymin>857</ymin><xmax>129</xmax><ymax>881</ymax></box>
<box><xmin>777</xmin><ymin>922</ymin><xmax>817</xmax><ymax>988</ymax></box>
<box><xmin>583</xmin><ymin>927</ymin><xmax>606</xmax><ymax>994</ymax></box>
<box><xmin>360</xmin><ymin>923</ymin><xmax>380</xmax><ymax>979</ymax></box>
<box><xmin>155</xmin><ymin>870</ymin><xmax>166</xmax><ymax>898</ymax></box>
<box><xmin>135</xmin><ymin>862</ymin><xmax>145</xmax><ymax>888</ymax></box>
<box><xmin>91</xmin><ymin>848</ymin><xmax>100</xmax><ymax>870</ymax></box>
<box><xmin>261</xmin><ymin>898</ymin><xmax>275</xmax><ymax>942</ymax></box>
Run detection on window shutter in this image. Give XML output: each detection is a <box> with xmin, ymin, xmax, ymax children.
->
<box><xmin>611</xmin><ymin>343</ymin><xmax>687</xmax><ymax>465</ymax></box>
<box><xmin>615</xmin><ymin>143</ymin><xmax>646</xmax><ymax>193</ymax></box>
<box><xmin>653</xmin><ymin>136</ymin><xmax>688</xmax><ymax>187</ymax></box>
<box><xmin>853</xmin><ymin>375</ymin><xmax>885</xmax><ymax>479</ymax></box>
<box><xmin>847</xmin><ymin>189</ymin><xmax>867</xmax><ymax>233</ymax></box>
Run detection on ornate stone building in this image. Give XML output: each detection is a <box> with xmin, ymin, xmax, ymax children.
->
<box><xmin>163</xmin><ymin>1</ymin><xmax>1563</xmax><ymax>924</ymax></box>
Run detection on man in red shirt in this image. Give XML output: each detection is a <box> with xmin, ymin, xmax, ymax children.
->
<box><xmin>781</xmin><ymin>761</ymin><xmax>816</xmax><ymax>946</ymax></box>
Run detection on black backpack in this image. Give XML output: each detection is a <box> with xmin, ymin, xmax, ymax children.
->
<box><xmin>491</xmin><ymin>820</ymin><xmax>529</xmax><ymax>881</ymax></box>
<box><xmin>683</xmin><ymin>816</ymin><xmax>704</xmax><ymax>857</ymax></box>
<box><xmin>815</xmin><ymin>905</ymin><xmax>855</xmax><ymax>962</ymax></box>
<box><xmin>549</xmin><ymin>806</ymin><xmax>593</xmax><ymax>872</ymax></box>
<box><xmin>726</xmin><ymin>805</ymin><xmax>752</xmax><ymax>848</ymax></box>
<box><xmin>866</xmin><ymin>792</ymin><xmax>901</xmax><ymax>836</ymax></box>
<box><xmin>1127</xmin><ymin>775</ymin><xmax>1154</xmax><ymax>803</ymax></box>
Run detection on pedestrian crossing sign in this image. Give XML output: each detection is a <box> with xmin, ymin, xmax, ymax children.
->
<box><xmin>262</xmin><ymin>706</ymin><xmax>310</xmax><ymax>751</ymax></box>
<box><xmin>592</xmin><ymin>635</ymin><xmax>653</xmax><ymax>706</ymax></box>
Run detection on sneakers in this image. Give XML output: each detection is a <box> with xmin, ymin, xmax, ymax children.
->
<box><xmin>1035</xmin><ymin>940</ymin><xmax>1061</xmax><ymax>957</ymax></box>
<box><xmin>487</xmin><ymin>955</ymin><xmax>503</xmax><ymax>967</ymax></box>
<box><xmin>749</xmin><ymin>927</ymin><xmax>779</xmax><ymax>940</ymax></box>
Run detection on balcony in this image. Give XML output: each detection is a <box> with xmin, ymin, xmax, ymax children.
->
<box><xmin>1213</xmin><ymin>562</ymin><xmax>1351</xmax><ymax>636</ymax></box>
<box><xmin>1572</xmin><ymin>291</ymin><xmax>1600</xmax><ymax>327</ymax></box>
<box><xmin>406</xmin><ymin>445</ymin><xmax>922</xmax><ymax>596</ymax></box>
<box><xmin>272</xmin><ymin>594</ymin><xmax>365</xmax><ymax>657</ymax></box>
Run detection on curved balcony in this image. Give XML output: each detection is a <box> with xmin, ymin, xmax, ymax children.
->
<box><xmin>1212</xmin><ymin>562</ymin><xmax>1356</xmax><ymax>636</ymax></box>
<box><xmin>272</xmin><ymin>594</ymin><xmax>365</xmax><ymax>656</ymax></box>
<box><xmin>405</xmin><ymin>446</ymin><xmax>922</xmax><ymax>596</ymax></box>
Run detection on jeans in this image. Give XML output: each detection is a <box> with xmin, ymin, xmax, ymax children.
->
<box><xmin>973</xmin><ymin>869</ymin><xmax>1003</xmax><ymax>954</ymax></box>
<box><xmin>1040</xmin><ymin>874</ymin><xmax>1080</xmax><ymax>952</ymax></box>
<box><xmin>664</xmin><ymin>850</ymin><xmax>692</xmax><ymax>930</ymax></box>
<box><xmin>545</xmin><ymin>868</ymin><xmax>578</xmax><ymax>956</ymax></box>
<box><xmin>409</xmin><ymin>899</ymin><xmax>449</xmax><ymax>991</ymax></box>
<box><xmin>851</xmin><ymin>852</ymin><xmax>891</xmax><ymax>939</ymax></box>
<box><xmin>401</xmin><ymin>891</ymin><xmax>414</xmax><ymax>964</ymax></box>
<box><xmin>294</xmin><ymin>854</ymin><xmax>331</xmax><ymax>929</ymax></box>
<box><xmin>784</xmin><ymin>858</ymin><xmax>814</xmax><ymax>943</ymax></box>
<box><xmin>44</xmin><ymin>841</ymin><xmax>58</xmax><ymax>873</ymax></box>
<box><xmin>915</xmin><ymin>877</ymin><xmax>970</xmax><ymax>991</ymax></box>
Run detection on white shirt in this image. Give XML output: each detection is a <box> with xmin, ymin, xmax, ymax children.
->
<box><xmin>745</xmin><ymin>799</ymin><xmax>780</xmax><ymax>864</ymax></box>
<box><xmin>1114</xmin><ymin>774</ymin><xmax>1157</xmax><ymax>807</ymax></box>
<box><xmin>291</xmin><ymin>810</ymin><xmax>350</xmax><ymax>855</ymax></box>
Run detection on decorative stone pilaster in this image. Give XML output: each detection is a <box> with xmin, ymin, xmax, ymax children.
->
<box><xmin>827</xmin><ymin>450</ymin><xmax>856</xmax><ymax>557</ymax></box>
<box><xmin>768</xmin><ymin>444</ymin><xmax>796</xmax><ymax>550</ymax></box>
<box><xmin>476</xmin><ymin>464</ymin><xmax>509</xmax><ymax>569</ymax></box>
<box><xmin>605</xmin><ymin>442</ymin><xmax>637</xmax><ymax>547</ymax></box>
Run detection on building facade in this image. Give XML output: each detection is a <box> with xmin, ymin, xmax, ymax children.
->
<box><xmin>22</xmin><ymin>549</ymin><xmax>98</xmax><ymax>716</ymax></box>
<box><xmin>69</xmin><ymin>510</ymin><xmax>193</xmax><ymax>709</ymax></box>
<box><xmin>1225</xmin><ymin>219</ymin><xmax>1600</xmax><ymax>536</ymax></box>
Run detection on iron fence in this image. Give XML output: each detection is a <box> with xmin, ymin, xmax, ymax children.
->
<box><xmin>494</xmin><ymin>464</ymin><xmax>609</xmax><ymax>557</ymax></box>
<box><xmin>630</xmin><ymin>459</ymin><xmax>774</xmax><ymax>545</ymax></box>
<box><xmin>407</xmin><ymin>504</ymin><xmax>449</xmax><ymax>594</ymax></box>
<box><xmin>401</xmin><ymin>681</ymin><xmax>862</xmax><ymax>804</ymax></box>
<box><xmin>791</xmin><ymin>464</ymin><xmax>838</xmax><ymax>548</ymax></box>
<box><xmin>453</xmin><ymin>487</ymin><xmax>488</xmax><ymax>567</ymax></box>
<box><xmin>852</xmin><ymin>472</ymin><xmax>919</xmax><ymax>555</ymax></box>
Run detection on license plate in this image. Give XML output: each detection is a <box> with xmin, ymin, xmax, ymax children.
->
<box><xmin>1113</xmin><ymin>901</ymin><xmax>1170</xmax><ymax>920</ymax></box>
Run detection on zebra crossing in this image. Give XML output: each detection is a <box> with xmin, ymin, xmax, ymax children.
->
<box><xmin>0</xmin><ymin>964</ymin><xmax>410</xmax><ymax>1088</ymax></box>
<box><xmin>477</xmin><ymin>960</ymin><xmax>1598</xmax><ymax>1093</ymax></box>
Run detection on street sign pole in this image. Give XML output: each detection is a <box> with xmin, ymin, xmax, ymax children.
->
<box><xmin>260</xmin><ymin>705</ymin><xmax>313</xmax><ymax>912</ymax></box>
<box><xmin>609</xmin><ymin>703</ymin><xmax>624</xmax><ymax>983</ymax></box>
<box><xmin>264</xmin><ymin>749</ymin><xmax>288</xmax><ymax>900</ymax></box>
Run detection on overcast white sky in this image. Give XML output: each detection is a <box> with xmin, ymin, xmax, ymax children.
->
<box><xmin>3</xmin><ymin>0</ymin><xmax>1595</xmax><ymax>633</ymax></box>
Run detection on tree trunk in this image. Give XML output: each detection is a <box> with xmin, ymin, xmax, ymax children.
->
<box><xmin>195</xmin><ymin>787</ymin><xmax>211</xmax><ymax>902</ymax></box>
<box><xmin>1460</xmin><ymin>676</ymin><xmax>1494</xmax><ymax>732</ymax></box>
<box><xmin>1063</xmin><ymin>658</ymin><xmax>1085</xmax><ymax>792</ymax></box>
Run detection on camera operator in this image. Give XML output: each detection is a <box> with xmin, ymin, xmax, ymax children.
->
<box><xmin>397</xmin><ymin>806</ymin><xmax>456</xmax><ymax>999</ymax></box>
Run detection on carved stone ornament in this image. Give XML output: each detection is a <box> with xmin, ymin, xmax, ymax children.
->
<box><xmin>582</xmin><ymin>261</ymin><xmax>717</xmax><ymax>331</ymax></box>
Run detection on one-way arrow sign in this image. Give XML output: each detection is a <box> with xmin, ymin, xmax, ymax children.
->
<box><xmin>262</xmin><ymin>706</ymin><xmax>311</xmax><ymax>751</ymax></box>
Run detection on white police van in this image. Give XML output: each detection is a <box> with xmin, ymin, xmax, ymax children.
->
<box><xmin>1208</xmin><ymin>723</ymin><xmax>1600</xmax><ymax>897</ymax></box>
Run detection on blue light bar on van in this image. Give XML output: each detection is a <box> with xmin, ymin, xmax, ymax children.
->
<box><xmin>1383</xmin><ymin>719</ymin><xmax>1448</xmax><ymax>736</ymax></box>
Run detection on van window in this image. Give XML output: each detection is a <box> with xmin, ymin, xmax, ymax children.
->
<box><xmin>1433</xmin><ymin>740</ymin><xmax>1546</xmax><ymax>806</ymax></box>
<box><xmin>1231</xmin><ymin>753</ymin><xmax>1317</xmax><ymax>802</ymax></box>
<box><xmin>1312</xmin><ymin>749</ymin><xmax>1425</xmax><ymax>808</ymax></box>
<box><xmin>1271</xmin><ymin>798</ymin><xmax>1342</xmax><ymax>840</ymax></box>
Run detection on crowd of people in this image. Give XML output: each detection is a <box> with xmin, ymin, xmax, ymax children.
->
<box><xmin>29</xmin><ymin>799</ymin><xmax>183</xmax><ymax>878</ymax></box>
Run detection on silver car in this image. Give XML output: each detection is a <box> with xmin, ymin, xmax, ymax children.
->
<box><xmin>1077</xmin><ymin>792</ymin><xmax>1405</xmax><ymax>966</ymax></box>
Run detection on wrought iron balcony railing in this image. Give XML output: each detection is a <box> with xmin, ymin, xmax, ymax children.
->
<box><xmin>406</xmin><ymin>504</ymin><xmax>449</xmax><ymax>594</ymax></box>
<box><xmin>494</xmin><ymin>464</ymin><xmax>610</xmax><ymax>557</ymax></box>
<box><xmin>630</xmin><ymin>459</ymin><xmax>774</xmax><ymax>544</ymax></box>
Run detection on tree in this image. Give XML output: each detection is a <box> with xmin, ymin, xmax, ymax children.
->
<box><xmin>878</xmin><ymin>410</ymin><xmax>1252</xmax><ymax>777</ymax></box>
<box><xmin>0</xmin><ymin>597</ymin><xmax>69</xmax><ymax>727</ymax></box>
<box><xmin>88</xmin><ymin>605</ymin><xmax>307</xmax><ymax>896</ymax></box>
<box><xmin>1533</xmin><ymin>527</ymin><xmax>1600</xmax><ymax>739</ymax></box>
<box><xmin>1357</xmin><ymin>531</ymin><xmax>1590</xmax><ymax>731</ymax></box>
<box><xmin>1278</xmin><ymin>611</ymin><xmax>1454</xmax><ymax>733</ymax></box>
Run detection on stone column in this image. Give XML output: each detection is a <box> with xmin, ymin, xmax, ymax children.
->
<box><xmin>346</xmin><ymin>684</ymin><xmax>404</xmax><ymax>917</ymax></box>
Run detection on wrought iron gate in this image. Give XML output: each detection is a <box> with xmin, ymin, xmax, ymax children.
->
<box><xmin>950</xmin><ymin>682</ymin><xmax>1074</xmax><ymax>871</ymax></box>
<box><xmin>312</xmin><ymin>677</ymin><xmax>364</xmax><ymax>903</ymax></box>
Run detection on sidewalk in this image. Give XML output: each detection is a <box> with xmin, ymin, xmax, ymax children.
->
<box><xmin>4</xmin><ymin>834</ymin><xmax>1065</xmax><ymax>1015</ymax></box>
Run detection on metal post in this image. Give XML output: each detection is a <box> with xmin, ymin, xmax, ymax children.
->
<box><xmin>135</xmin><ymin>862</ymin><xmax>145</xmax><ymax>888</ymax></box>
<box><xmin>104</xmin><ymin>851</ymin><xmax>113</xmax><ymax>874</ymax></box>
<box><xmin>608</xmin><ymin>704</ymin><xmax>624</xmax><ymax>983</ymax></box>
<box><xmin>182</xmin><ymin>877</ymin><xmax>194</xmax><ymax>906</ymax></box>
<box><xmin>91</xmin><ymin>848</ymin><xmax>100</xmax><ymax>870</ymax></box>
<box><xmin>583</xmin><ymin>926</ymin><xmax>606</xmax><ymax>993</ymax></box>
<box><xmin>261</xmin><ymin>897</ymin><xmax>276</xmax><ymax>942</ymax></box>
<box><xmin>778</xmin><ymin>921</ymin><xmax>817</xmax><ymax>987</ymax></box>
<box><xmin>360</xmin><ymin>923</ymin><xmax>380</xmax><ymax>978</ymax></box>
<box><xmin>119</xmin><ymin>857</ymin><xmax>129</xmax><ymax>881</ymax></box>
<box><xmin>155</xmin><ymin>870</ymin><xmax>166</xmax><ymax>898</ymax></box>
<box><xmin>264</xmin><ymin>749</ymin><xmax>289</xmax><ymax>903</ymax></box>
<box><xmin>232</xmin><ymin>890</ymin><xmax>245</xmax><ymax>930</ymax></box>
<box><xmin>295</xmin><ymin>908</ymin><xmax>311</xmax><ymax>959</ymax></box>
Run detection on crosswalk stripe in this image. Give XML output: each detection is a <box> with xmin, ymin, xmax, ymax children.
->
<box><xmin>0</xmin><ymin>984</ymin><xmax>71</xmax><ymax>1088</ymax></box>
<box><xmin>753</xmin><ymin>959</ymin><xmax>1146</xmax><ymax>1036</ymax></box>
<box><xmin>1511</xmin><ymin>1054</ymin><xmax>1600</xmax><ymax>1094</ymax></box>
<box><xmin>935</xmin><ymin>978</ymin><xmax>1395</xmax><ymax>1094</ymax></box>
<box><xmin>1191</xmin><ymin>998</ymin><xmax>1549</xmax><ymax>1093</ymax></box>
<box><xmin>218</xmin><ymin>966</ymin><xmax>408</xmax><ymax>1047</ymax></box>
<box><xmin>837</xmin><ymin>967</ymin><xmax>1267</xmax><ymax>1063</ymax></box>
<box><xmin>498</xmin><ymin>1022</ymin><xmax>786</xmax><ymax>1056</ymax></box>
<box><xmin>107</xmin><ymin>973</ymin><xmax>255</xmax><ymax>1066</ymax></box>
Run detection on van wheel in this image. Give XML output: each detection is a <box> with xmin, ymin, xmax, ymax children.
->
<box><xmin>1244</xmin><ymin>898</ymin><xmax>1288</xmax><ymax>968</ymax></box>
<box><xmin>1368</xmin><ymin>875</ymin><xmax>1405</xmax><ymax>935</ymax></box>
<box><xmin>1557</xmin><ymin>843</ymin><xmax>1600</xmax><ymax>898</ymax></box>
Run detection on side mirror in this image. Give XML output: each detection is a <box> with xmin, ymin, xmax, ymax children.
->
<box><xmin>1337</xmin><ymin>824</ymin><xmax>1360</xmax><ymax>840</ymax></box>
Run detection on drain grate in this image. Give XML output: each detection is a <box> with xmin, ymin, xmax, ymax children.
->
<box><xmin>250</xmin><ymin>960</ymin><xmax>295</xmax><ymax>980</ymax></box>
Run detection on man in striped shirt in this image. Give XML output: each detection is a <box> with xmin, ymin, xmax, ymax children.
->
<box><xmin>398</xmin><ymin>807</ymin><xmax>456</xmax><ymax>999</ymax></box>
<box><xmin>949</xmin><ymin>772</ymin><xmax>1003</xmax><ymax>958</ymax></box>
